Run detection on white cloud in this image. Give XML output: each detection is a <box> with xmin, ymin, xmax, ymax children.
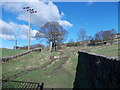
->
<box><xmin>0</xmin><ymin>19</ymin><xmax>38</xmax><ymax>40</ymax></box>
<box><xmin>1</xmin><ymin>1</ymin><xmax>73</xmax><ymax>41</ymax></box>
<box><xmin>0</xmin><ymin>19</ymin><xmax>16</xmax><ymax>35</ymax></box>
<box><xmin>87</xmin><ymin>0</ymin><xmax>94</xmax><ymax>6</ymax></box>
<box><xmin>0</xmin><ymin>34</ymin><xmax>15</xmax><ymax>40</ymax></box>
<box><xmin>61</xmin><ymin>12</ymin><xmax>65</xmax><ymax>17</ymax></box>
<box><xmin>1</xmin><ymin>0</ymin><xmax>120</xmax><ymax>2</ymax></box>
<box><xmin>2</xmin><ymin>1</ymin><xmax>72</xmax><ymax>28</ymax></box>
<box><xmin>58</xmin><ymin>20</ymin><xmax>73</xmax><ymax>27</ymax></box>
<box><xmin>31</xmin><ymin>30</ymin><xmax>38</xmax><ymax>37</ymax></box>
<box><xmin>17</xmin><ymin>29</ymin><xmax>39</xmax><ymax>40</ymax></box>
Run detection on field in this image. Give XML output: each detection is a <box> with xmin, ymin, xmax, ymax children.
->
<box><xmin>0</xmin><ymin>48</ymin><xmax>27</xmax><ymax>58</ymax></box>
<box><xmin>82</xmin><ymin>44</ymin><xmax>119</xmax><ymax>57</ymax></box>
<box><xmin>2</xmin><ymin>43</ymin><xmax>119</xmax><ymax>88</ymax></box>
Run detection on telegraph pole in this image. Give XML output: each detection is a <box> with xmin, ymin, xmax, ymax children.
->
<box><xmin>23</xmin><ymin>7</ymin><xmax>37</xmax><ymax>51</ymax></box>
<box><xmin>28</xmin><ymin>11</ymin><xmax>31</xmax><ymax>51</ymax></box>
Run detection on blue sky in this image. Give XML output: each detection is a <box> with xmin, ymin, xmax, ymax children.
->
<box><xmin>1</xmin><ymin>1</ymin><xmax>118</xmax><ymax>49</ymax></box>
<box><xmin>55</xmin><ymin>2</ymin><xmax>118</xmax><ymax>40</ymax></box>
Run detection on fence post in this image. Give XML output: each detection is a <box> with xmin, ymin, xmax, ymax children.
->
<box><xmin>40</xmin><ymin>83</ymin><xmax>44</xmax><ymax>90</ymax></box>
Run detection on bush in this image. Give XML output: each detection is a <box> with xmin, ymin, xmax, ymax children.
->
<box><xmin>66</xmin><ymin>42</ymin><xmax>80</xmax><ymax>47</ymax></box>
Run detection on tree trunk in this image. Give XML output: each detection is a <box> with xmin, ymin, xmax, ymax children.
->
<box><xmin>55</xmin><ymin>43</ymin><xmax>57</xmax><ymax>51</ymax></box>
<box><xmin>49</xmin><ymin>42</ymin><xmax>52</xmax><ymax>52</ymax></box>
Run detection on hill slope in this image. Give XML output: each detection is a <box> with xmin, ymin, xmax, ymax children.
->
<box><xmin>1</xmin><ymin>48</ymin><xmax>27</xmax><ymax>58</ymax></box>
<box><xmin>2</xmin><ymin>43</ymin><xmax>119</xmax><ymax>88</ymax></box>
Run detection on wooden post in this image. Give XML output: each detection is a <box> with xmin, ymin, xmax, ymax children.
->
<box><xmin>49</xmin><ymin>42</ymin><xmax>52</xmax><ymax>52</ymax></box>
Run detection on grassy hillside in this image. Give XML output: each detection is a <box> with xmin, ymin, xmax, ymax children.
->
<box><xmin>65</xmin><ymin>43</ymin><xmax>119</xmax><ymax>57</ymax></box>
<box><xmin>2</xmin><ymin>43</ymin><xmax>119</xmax><ymax>88</ymax></box>
<box><xmin>2</xmin><ymin>48</ymin><xmax>78</xmax><ymax>88</ymax></box>
<box><xmin>93</xmin><ymin>44</ymin><xmax>119</xmax><ymax>57</ymax></box>
<box><xmin>1</xmin><ymin>49</ymin><xmax>27</xmax><ymax>58</ymax></box>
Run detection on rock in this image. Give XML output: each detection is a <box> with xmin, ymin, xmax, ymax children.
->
<box><xmin>54</xmin><ymin>56</ymin><xmax>59</xmax><ymax>59</ymax></box>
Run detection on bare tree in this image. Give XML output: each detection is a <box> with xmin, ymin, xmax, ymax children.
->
<box><xmin>35</xmin><ymin>21</ymin><xmax>67</xmax><ymax>52</ymax></box>
<box><xmin>94</xmin><ymin>29</ymin><xmax>116</xmax><ymax>42</ymax></box>
<box><xmin>77</xmin><ymin>29</ymin><xmax>86</xmax><ymax>42</ymax></box>
<box><xmin>86</xmin><ymin>36</ymin><xmax>93</xmax><ymax>41</ymax></box>
<box><xmin>68</xmin><ymin>39</ymin><xmax>74</xmax><ymax>43</ymax></box>
<box><xmin>102</xmin><ymin>29</ymin><xmax>116</xmax><ymax>41</ymax></box>
<box><xmin>94</xmin><ymin>31</ymin><xmax>103</xmax><ymax>42</ymax></box>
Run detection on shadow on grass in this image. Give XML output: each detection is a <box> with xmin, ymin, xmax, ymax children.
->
<box><xmin>73</xmin><ymin>52</ymin><xmax>95</xmax><ymax>89</ymax></box>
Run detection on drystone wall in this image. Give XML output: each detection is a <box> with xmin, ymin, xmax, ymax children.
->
<box><xmin>73</xmin><ymin>51</ymin><xmax>120</xmax><ymax>88</ymax></box>
<box><xmin>1</xmin><ymin>48</ymin><xmax>41</xmax><ymax>62</ymax></box>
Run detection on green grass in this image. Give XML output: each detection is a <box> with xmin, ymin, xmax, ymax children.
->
<box><xmin>15</xmin><ymin>64</ymin><xmax>74</xmax><ymax>88</ymax></box>
<box><xmin>2</xmin><ymin>47</ymin><xmax>78</xmax><ymax>88</ymax></box>
<box><xmin>1</xmin><ymin>48</ymin><xmax>27</xmax><ymax>58</ymax></box>
<box><xmin>2</xmin><ymin>43</ymin><xmax>119</xmax><ymax>88</ymax></box>
<box><xmin>2</xmin><ymin>49</ymin><xmax>53</xmax><ymax>79</ymax></box>
<box><xmin>71</xmin><ymin>43</ymin><xmax>119</xmax><ymax>57</ymax></box>
<box><xmin>90</xmin><ymin>44</ymin><xmax>119</xmax><ymax>57</ymax></box>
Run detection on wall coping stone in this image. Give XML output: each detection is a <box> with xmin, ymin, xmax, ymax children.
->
<box><xmin>78</xmin><ymin>51</ymin><xmax>119</xmax><ymax>61</ymax></box>
<box><xmin>1</xmin><ymin>48</ymin><xmax>41</xmax><ymax>62</ymax></box>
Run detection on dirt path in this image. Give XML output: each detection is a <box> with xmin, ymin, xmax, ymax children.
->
<box><xmin>4</xmin><ymin>51</ymin><xmax>70</xmax><ymax>81</ymax></box>
<box><xmin>54</xmin><ymin>56</ymin><xmax>70</xmax><ymax>71</ymax></box>
<box><xmin>4</xmin><ymin>56</ymin><xmax>58</xmax><ymax>80</ymax></box>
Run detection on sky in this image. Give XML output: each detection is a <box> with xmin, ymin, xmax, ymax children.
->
<box><xmin>0</xmin><ymin>1</ymin><xmax>118</xmax><ymax>49</ymax></box>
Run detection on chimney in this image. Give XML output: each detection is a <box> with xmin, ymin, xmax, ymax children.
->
<box><xmin>15</xmin><ymin>40</ymin><xmax>17</xmax><ymax>47</ymax></box>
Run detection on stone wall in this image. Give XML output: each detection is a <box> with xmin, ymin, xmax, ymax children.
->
<box><xmin>73</xmin><ymin>51</ymin><xmax>120</xmax><ymax>88</ymax></box>
<box><xmin>1</xmin><ymin>48</ymin><xmax>41</xmax><ymax>62</ymax></box>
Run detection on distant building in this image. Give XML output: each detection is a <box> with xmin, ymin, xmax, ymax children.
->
<box><xmin>13</xmin><ymin>46</ymin><xmax>19</xmax><ymax>49</ymax></box>
<box><xmin>13</xmin><ymin>40</ymin><xmax>19</xmax><ymax>49</ymax></box>
<box><xmin>110</xmin><ymin>33</ymin><xmax>120</xmax><ymax>39</ymax></box>
<box><xmin>60</xmin><ymin>43</ymin><xmax>67</xmax><ymax>47</ymax></box>
<box><xmin>13</xmin><ymin>44</ymin><xmax>43</xmax><ymax>50</ymax></box>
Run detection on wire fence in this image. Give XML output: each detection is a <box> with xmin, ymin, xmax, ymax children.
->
<box><xmin>2</xmin><ymin>80</ymin><xmax>44</xmax><ymax>89</ymax></box>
